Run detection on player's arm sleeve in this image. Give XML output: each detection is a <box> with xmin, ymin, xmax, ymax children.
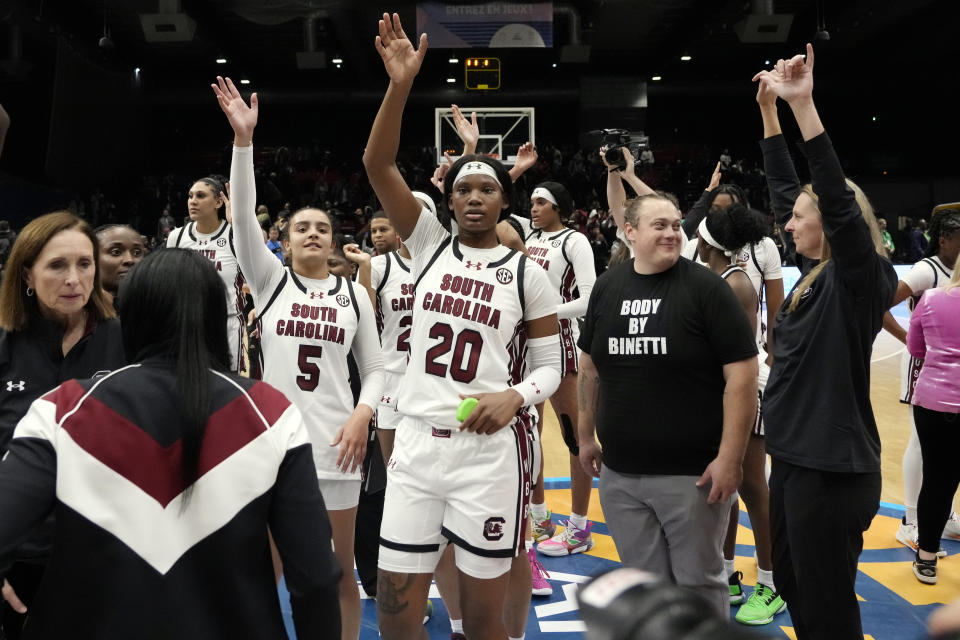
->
<box><xmin>352</xmin><ymin>291</ymin><xmax>385</xmax><ymax>412</ymax></box>
<box><xmin>0</xmin><ymin>398</ymin><xmax>59</xmax><ymax>578</ymax></box>
<box><xmin>230</xmin><ymin>145</ymin><xmax>285</xmax><ymax>299</ymax></box>
<box><xmin>682</xmin><ymin>189</ymin><xmax>713</xmax><ymax>239</ymax></box>
<box><xmin>267</xmin><ymin>404</ymin><xmax>342</xmax><ymax>639</ymax></box>
<box><xmin>165</xmin><ymin>228</ymin><xmax>177</xmax><ymax>248</ymax></box>
<box><xmin>557</xmin><ymin>233</ymin><xmax>597</xmax><ymax>320</ymax></box>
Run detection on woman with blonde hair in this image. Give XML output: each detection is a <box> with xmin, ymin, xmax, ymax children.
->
<box><xmin>754</xmin><ymin>44</ymin><xmax>897</xmax><ymax>639</ymax></box>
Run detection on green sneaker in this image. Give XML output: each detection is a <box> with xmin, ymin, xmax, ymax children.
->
<box><xmin>735</xmin><ymin>583</ymin><xmax>786</xmax><ymax>625</ymax></box>
<box><xmin>729</xmin><ymin>570</ymin><xmax>745</xmax><ymax>605</ymax></box>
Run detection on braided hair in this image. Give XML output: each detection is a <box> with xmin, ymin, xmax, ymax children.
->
<box><xmin>924</xmin><ymin>208</ymin><xmax>960</xmax><ymax>259</ymax></box>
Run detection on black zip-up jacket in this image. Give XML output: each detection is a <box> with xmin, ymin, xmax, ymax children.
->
<box><xmin>0</xmin><ymin>314</ymin><xmax>126</xmax><ymax>560</ymax></box>
<box><xmin>760</xmin><ymin>132</ymin><xmax>897</xmax><ymax>473</ymax></box>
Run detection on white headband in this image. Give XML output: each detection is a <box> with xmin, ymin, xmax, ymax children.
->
<box><xmin>411</xmin><ymin>190</ymin><xmax>437</xmax><ymax>217</ymax></box>
<box><xmin>453</xmin><ymin>161</ymin><xmax>501</xmax><ymax>188</ymax></box>
<box><xmin>531</xmin><ymin>187</ymin><xmax>558</xmax><ymax>206</ymax></box>
<box><xmin>697</xmin><ymin>217</ymin><xmax>735</xmax><ymax>258</ymax></box>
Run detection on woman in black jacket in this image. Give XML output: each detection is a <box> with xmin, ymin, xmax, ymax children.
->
<box><xmin>0</xmin><ymin>249</ymin><xmax>340</xmax><ymax>639</ymax></box>
<box><xmin>754</xmin><ymin>45</ymin><xmax>897</xmax><ymax>639</ymax></box>
<box><xmin>0</xmin><ymin>211</ymin><xmax>126</xmax><ymax>638</ymax></box>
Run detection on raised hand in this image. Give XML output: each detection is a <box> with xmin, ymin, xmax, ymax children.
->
<box><xmin>755</xmin><ymin>71</ymin><xmax>778</xmax><ymax>108</ymax></box>
<box><xmin>707</xmin><ymin>161</ymin><xmax>722</xmax><ymax>191</ymax></box>
<box><xmin>452</xmin><ymin>104</ymin><xmax>479</xmax><ymax>153</ymax></box>
<box><xmin>514</xmin><ymin>142</ymin><xmax>538</xmax><ymax>173</ymax></box>
<box><xmin>375</xmin><ymin>12</ymin><xmax>428</xmax><ymax>86</ymax></box>
<box><xmin>752</xmin><ymin>43</ymin><xmax>814</xmax><ymax>105</ymax></box>
<box><xmin>211</xmin><ymin>76</ymin><xmax>258</xmax><ymax>145</ymax></box>
<box><xmin>430</xmin><ymin>152</ymin><xmax>454</xmax><ymax>193</ymax></box>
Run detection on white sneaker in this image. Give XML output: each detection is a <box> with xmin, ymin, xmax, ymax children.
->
<box><xmin>942</xmin><ymin>512</ymin><xmax>960</xmax><ymax>540</ymax></box>
<box><xmin>897</xmin><ymin>518</ymin><xmax>947</xmax><ymax>558</ymax></box>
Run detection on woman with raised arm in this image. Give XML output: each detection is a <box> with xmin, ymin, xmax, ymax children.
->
<box><xmin>212</xmin><ymin>76</ymin><xmax>384</xmax><ymax>640</ymax></box>
<box><xmin>363</xmin><ymin>13</ymin><xmax>561</xmax><ymax>640</ymax></box>
<box><xmin>754</xmin><ymin>45</ymin><xmax>897</xmax><ymax>639</ymax></box>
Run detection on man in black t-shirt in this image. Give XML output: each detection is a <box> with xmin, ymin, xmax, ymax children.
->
<box><xmin>577</xmin><ymin>194</ymin><xmax>758</xmax><ymax>615</ymax></box>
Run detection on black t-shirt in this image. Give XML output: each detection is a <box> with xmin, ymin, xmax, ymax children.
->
<box><xmin>578</xmin><ymin>258</ymin><xmax>758</xmax><ymax>475</ymax></box>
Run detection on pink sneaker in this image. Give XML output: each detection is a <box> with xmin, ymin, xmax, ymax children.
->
<box><xmin>529</xmin><ymin>548</ymin><xmax>553</xmax><ymax>596</ymax></box>
<box><xmin>538</xmin><ymin>520</ymin><xmax>594</xmax><ymax>557</ymax></box>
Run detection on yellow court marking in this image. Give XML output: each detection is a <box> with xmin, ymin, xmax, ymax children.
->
<box><xmin>858</xmin><ymin>559</ymin><xmax>960</xmax><ymax>606</ymax></box>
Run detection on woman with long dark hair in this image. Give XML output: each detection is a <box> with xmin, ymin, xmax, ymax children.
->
<box><xmin>166</xmin><ymin>174</ymin><xmax>246</xmax><ymax>372</ymax></box>
<box><xmin>212</xmin><ymin>76</ymin><xmax>384</xmax><ymax>640</ymax></box>
<box><xmin>0</xmin><ymin>249</ymin><xmax>340</xmax><ymax>638</ymax></box>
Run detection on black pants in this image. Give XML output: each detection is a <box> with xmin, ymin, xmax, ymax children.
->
<box><xmin>914</xmin><ymin>405</ymin><xmax>960</xmax><ymax>554</ymax></box>
<box><xmin>0</xmin><ymin>561</ymin><xmax>45</xmax><ymax>640</ymax></box>
<box><xmin>769</xmin><ymin>458</ymin><xmax>880</xmax><ymax>640</ymax></box>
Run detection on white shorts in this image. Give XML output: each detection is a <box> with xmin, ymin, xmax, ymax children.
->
<box><xmin>376</xmin><ymin>372</ymin><xmax>404</xmax><ymax>430</ymax></box>
<box><xmin>378</xmin><ymin>416</ymin><xmax>533</xmax><ymax>579</ymax></box>
<box><xmin>319</xmin><ymin>478</ymin><xmax>362</xmax><ymax>511</ymax></box>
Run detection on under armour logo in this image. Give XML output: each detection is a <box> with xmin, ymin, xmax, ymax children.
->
<box><xmin>309</xmin><ymin>291</ymin><xmax>324</xmax><ymax>300</ymax></box>
<box><xmin>381</xmin><ymin>395</ymin><xmax>391</xmax><ymax>404</ymax></box>
<box><xmin>6</xmin><ymin>381</ymin><xmax>25</xmax><ymax>392</ymax></box>
<box><xmin>198</xmin><ymin>240</ymin><xmax>208</xmax><ymax>245</ymax></box>
<box><xmin>465</xmin><ymin>162</ymin><xmax>485</xmax><ymax>172</ymax></box>
<box><xmin>464</xmin><ymin>260</ymin><xmax>483</xmax><ymax>270</ymax></box>
<box><xmin>530</xmin><ymin>381</ymin><xmax>541</xmax><ymax>396</ymax></box>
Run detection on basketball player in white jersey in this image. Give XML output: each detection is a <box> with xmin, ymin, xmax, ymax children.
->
<box><xmin>697</xmin><ymin>204</ymin><xmax>786</xmax><ymax>626</ymax></box>
<box><xmin>166</xmin><ymin>175</ymin><xmax>246</xmax><ymax>372</ymax></box>
<box><xmin>212</xmin><ymin>76</ymin><xmax>385</xmax><ymax>640</ymax></box>
<box><xmin>883</xmin><ymin>209</ymin><xmax>960</xmax><ymax>551</ymax></box>
<box><xmin>363</xmin><ymin>14</ymin><xmax>561</xmax><ymax>640</ymax></box>
<box><xmin>520</xmin><ymin>181</ymin><xmax>599</xmax><ymax>559</ymax></box>
<box><xmin>679</xmin><ymin>190</ymin><xmax>785</xmax><ymax>357</ymax></box>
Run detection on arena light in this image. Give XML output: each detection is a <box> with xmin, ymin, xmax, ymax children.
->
<box><xmin>332</xmin><ymin>57</ymin><xmax>343</xmax><ymax>64</ymax></box>
<box><xmin>446</xmin><ymin>77</ymin><xmax>456</xmax><ymax>83</ymax></box>
<box><xmin>552</xmin><ymin>63</ymin><xmax>557</xmax><ymax>68</ymax></box>
<box><xmin>449</xmin><ymin>57</ymin><xmax>459</xmax><ymax>63</ymax></box>
<box><xmin>651</xmin><ymin>75</ymin><xmax>662</xmax><ymax>81</ymax></box>
<box><xmin>240</xmin><ymin>79</ymin><xmax>250</xmax><ymax>85</ymax></box>
<box><xmin>680</xmin><ymin>55</ymin><xmax>692</xmax><ymax>61</ymax></box>
<box><xmin>216</xmin><ymin>58</ymin><xmax>227</xmax><ymax>64</ymax></box>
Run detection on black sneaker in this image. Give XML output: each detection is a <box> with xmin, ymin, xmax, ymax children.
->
<box><xmin>729</xmin><ymin>570</ymin><xmax>745</xmax><ymax>605</ymax></box>
<box><xmin>914</xmin><ymin>552</ymin><xmax>938</xmax><ymax>585</ymax></box>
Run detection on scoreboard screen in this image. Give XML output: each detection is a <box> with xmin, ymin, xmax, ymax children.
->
<box><xmin>465</xmin><ymin>57</ymin><xmax>501</xmax><ymax>90</ymax></box>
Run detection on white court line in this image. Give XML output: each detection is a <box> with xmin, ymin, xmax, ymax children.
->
<box><xmin>872</xmin><ymin>346</ymin><xmax>904</xmax><ymax>364</ymax></box>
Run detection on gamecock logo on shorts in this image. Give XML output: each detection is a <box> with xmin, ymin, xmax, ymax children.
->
<box><xmin>496</xmin><ymin>268</ymin><xmax>513</xmax><ymax>284</ymax></box>
<box><xmin>336</xmin><ymin>294</ymin><xmax>350</xmax><ymax>307</ymax></box>
<box><xmin>483</xmin><ymin>516</ymin><xmax>506</xmax><ymax>541</ymax></box>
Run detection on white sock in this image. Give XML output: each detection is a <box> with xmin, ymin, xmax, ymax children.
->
<box><xmin>530</xmin><ymin>502</ymin><xmax>548</xmax><ymax>521</ymax></box>
<box><xmin>757</xmin><ymin>568</ymin><xmax>775</xmax><ymax>592</ymax></box>
<box><xmin>723</xmin><ymin>558</ymin><xmax>736</xmax><ymax>577</ymax></box>
<box><xmin>569</xmin><ymin>513</ymin><xmax>588</xmax><ymax>531</ymax></box>
<box><xmin>450</xmin><ymin>619</ymin><xmax>463</xmax><ymax>634</ymax></box>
